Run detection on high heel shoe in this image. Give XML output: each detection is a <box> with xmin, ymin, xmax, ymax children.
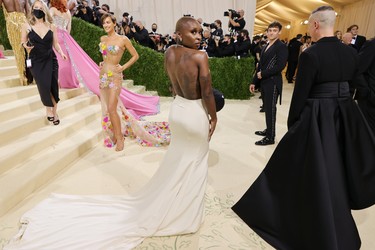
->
<box><xmin>47</xmin><ymin>108</ymin><xmax>54</xmax><ymax>121</ymax></box>
<box><xmin>53</xmin><ymin>115</ymin><xmax>60</xmax><ymax>125</ymax></box>
<box><xmin>115</xmin><ymin>136</ymin><xmax>125</xmax><ymax>151</ymax></box>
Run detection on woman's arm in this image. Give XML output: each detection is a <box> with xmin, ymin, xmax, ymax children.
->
<box><xmin>20</xmin><ymin>22</ymin><xmax>33</xmax><ymax>52</ymax></box>
<box><xmin>51</xmin><ymin>24</ymin><xmax>67</xmax><ymax>59</ymax></box>
<box><xmin>120</xmin><ymin>36</ymin><xmax>139</xmax><ymax>71</ymax></box>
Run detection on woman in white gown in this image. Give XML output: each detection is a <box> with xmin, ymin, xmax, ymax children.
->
<box><xmin>4</xmin><ymin>15</ymin><xmax>217</xmax><ymax>250</ymax></box>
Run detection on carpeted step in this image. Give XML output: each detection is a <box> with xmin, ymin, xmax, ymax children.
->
<box><xmin>0</xmin><ymin>87</ymin><xmax>87</xmax><ymax>122</ymax></box>
<box><xmin>0</xmin><ymin>75</ymin><xmax>20</xmax><ymax>88</ymax></box>
<box><xmin>0</xmin><ymin>66</ymin><xmax>18</xmax><ymax>78</ymax></box>
<box><xmin>0</xmin><ymin>56</ymin><xmax>16</xmax><ymax>67</ymax></box>
<box><xmin>0</xmin><ymin>90</ymin><xmax>99</xmax><ymax>148</ymax></box>
<box><xmin>0</xmin><ymin>119</ymin><xmax>102</xmax><ymax>217</ymax></box>
<box><xmin>0</xmin><ymin>100</ymin><xmax>101</xmax><ymax>176</ymax></box>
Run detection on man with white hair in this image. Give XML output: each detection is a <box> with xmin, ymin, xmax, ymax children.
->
<box><xmin>232</xmin><ymin>6</ymin><xmax>375</xmax><ymax>250</ymax></box>
<box><xmin>342</xmin><ymin>32</ymin><xmax>358</xmax><ymax>50</ymax></box>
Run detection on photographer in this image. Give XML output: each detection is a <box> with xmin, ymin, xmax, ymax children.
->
<box><xmin>233</xmin><ymin>29</ymin><xmax>251</xmax><ymax>58</ymax></box>
<box><xmin>199</xmin><ymin>30</ymin><xmax>216</xmax><ymax>57</ymax></box>
<box><xmin>75</xmin><ymin>0</ymin><xmax>94</xmax><ymax>24</ymax></box>
<box><xmin>130</xmin><ymin>20</ymin><xmax>155</xmax><ymax>49</ymax></box>
<box><xmin>214</xmin><ymin>34</ymin><xmax>235</xmax><ymax>58</ymax></box>
<box><xmin>121</xmin><ymin>12</ymin><xmax>133</xmax><ymax>39</ymax></box>
<box><xmin>93</xmin><ymin>3</ymin><xmax>109</xmax><ymax>26</ymax></box>
<box><xmin>225</xmin><ymin>9</ymin><xmax>245</xmax><ymax>33</ymax></box>
<box><xmin>203</xmin><ymin>19</ymin><xmax>223</xmax><ymax>40</ymax></box>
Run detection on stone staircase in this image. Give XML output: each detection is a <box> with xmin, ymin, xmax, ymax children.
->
<box><xmin>0</xmin><ymin>56</ymin><xmax>157</xmax><ymax>217</ymax></box>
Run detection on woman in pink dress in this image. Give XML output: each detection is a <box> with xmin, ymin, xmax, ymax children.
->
<box><xmin>50</xmin><ymin>0</ymin><xmax>79</xmax><ymax>88</ymax></box>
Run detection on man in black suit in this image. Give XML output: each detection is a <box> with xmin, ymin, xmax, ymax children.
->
<box><xmin>286</xmin><ymin>34</ymin><xmax>303</xmax><ymax>83</ymax></box>
<box><xmin>347</xmin><ymin>24</ymin><xmax>366</xmax><ymax>52</ymax></box>
<box><xmin>249</xmin><ymin>21</ymin><xmax>288</xmax><ymax>145</ymax></box>
<box><xmin>356</xmin><ymin>38</ymin><xmax>375</xmax><ymax>134</ymax></box>
<box><xmin>233</xmin><ymin>6</ymin><xmax>375</xmax><ymax>250</ymax></box>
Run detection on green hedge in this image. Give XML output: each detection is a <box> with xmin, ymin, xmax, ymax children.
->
<box><xmin>71</xmin><ymin>18</ymin><xmax>254</xmax><ymax>99</ymax></box>
<box><xmin>0</xmin><ymin>7</ymin><xmax>12</xmax><ymax>50</ymax></box>
<box><xmin>0</xmin><ymin>14</ymin><xmax>254</xmax><ymax>99</ymax></box>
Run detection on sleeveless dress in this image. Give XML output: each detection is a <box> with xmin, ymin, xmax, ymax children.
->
<box><xmin>98</xmin><ymin>42</ymin><xmax>170</xmax><ymax>147</ymax></box>
<box><xmin>4</xmin><ymin>95</ymin><xmax>210</xmax><ymax>250</ymax></box>
<box><xmin>53</xmin><ymin>15</ymin><xmax>80</xmax><ymax>89</ymax></box>
<box><xmin>28</xmin><ymin>28</ymin><xmax>59</xmax><ymax>107</ymax></box>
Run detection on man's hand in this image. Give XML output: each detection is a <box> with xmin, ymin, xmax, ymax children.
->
<box><xmin>257</xmin><ymin>71</ymin><xmax>262</xmax><ymax>79</ymax></box>
<box><xmin>249</xmin><ymin>84</ymin><xmax>255</xmax><ymax>93</ymax></box>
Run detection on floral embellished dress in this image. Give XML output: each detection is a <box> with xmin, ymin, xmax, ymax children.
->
<box><xmin>99</xmin><ymin>42</ymin><xmax>170</xmax><ymax>147</ymax></box>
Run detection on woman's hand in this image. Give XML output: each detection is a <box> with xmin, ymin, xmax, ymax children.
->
<box><xmin>61</xmin><ymin>53</ymin><xmax>67</xmax><ymax>60</ymax></box>
<box><xmin>23</xmin><ymin>43</ymin><xmax>34</xmax><ymax>54</ymax></box>
<box><xmin>99</xmin><ymin>61</ymin><xmax>104</xmax><ymax>69</ymax></box>
<box><xmin>115</xmin><ymin>64</ymin><xmax>124</xmax><ymax>73</ymax></box>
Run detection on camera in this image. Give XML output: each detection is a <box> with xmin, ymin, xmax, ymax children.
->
<box><xmin>224</xmin><ymin>9</ymin><xmax>240</xmax><ymax>18</ymax></box>
<box><xmin>77</xmin><ymin>4</ymin><xmax>84</xmax><ymax>10</ymax></box>
<box><xmin>203</xmin><ymin>22</ymin><xmax>217</xmax><ymax>29</ymax></box>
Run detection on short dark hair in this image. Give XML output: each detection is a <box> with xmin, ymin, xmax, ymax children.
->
<box><xmin>311</xmin><ymin>5</ymin><xmax>334</xmax><ymax>14</ymax></box>
<box><xmin>93</xmin><ymin>0</ymin><xmax>99</xmax><ymax>5</ymax></box>
<box><xmin>268</xmin><ymin>21</ymin><xmax>282</xmax><ymax>31</ymax></box>
<box><xmin>347</xmin><ymin>24</ymin><xmax>359</xmax><ymax>32</ymax></box>
<box><xmin>296</xmin><ymin>34</ymin><xmax>303</xmax><ymax>39</ymax></box>
<box><xmin>101</xmin><ymin>4</ymin><xmax>110</xmax><ymax>11</ymax></box>
<box><xmin>253</xmin><ymin>35</ymin><xmax>261</xmax><ymax>41</ymax></box>
<box><xmin>240</xmin><ymin>29</ymin><xmax>249</xmax><ymax>38</ymax></box>
<box><xmin>101</xmin><ymin>13</ymin><xmax>116</xmax><ymax>24</ymax></box>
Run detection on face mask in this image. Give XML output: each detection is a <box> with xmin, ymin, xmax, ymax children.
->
<box><xmin>33</xmin><ymin>9</ymin><xmax>45</xmax><ymax>19</ymax></box>
<box><xmin>135</xmin><ymin>26</ymin><xmax>141</xmax><ymax>32</ymax></box>
<box><xmin>152</xmin><ymin>28</ymin><xmax>157</xmax><ymax>32</ymax></box>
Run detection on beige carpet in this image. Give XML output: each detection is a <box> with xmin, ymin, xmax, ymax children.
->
<box><xmin>1</xmin><ymin>82</ymin><xmax>375</xmax><ymax>249</ymax></box>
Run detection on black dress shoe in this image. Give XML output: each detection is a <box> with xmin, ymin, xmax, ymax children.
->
<box><xmin>255</xmin><ymin>137</ymin><xmax>275</xmax><ymax>145</ymax></box>
<box><xmin>259</xmin><ymin>108</ymin><xmax>265</xmax><ymax>113</ymax></box>
<box><xmin>255</xmin><ymin>129</ymin><xmax>267</xmax><ymax>136</ymax></box>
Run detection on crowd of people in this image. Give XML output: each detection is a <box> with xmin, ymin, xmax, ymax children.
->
<box><xmin>1</xmin><ymin>0</ymin><xmax>375</xmax><ymax>249</ymax></box>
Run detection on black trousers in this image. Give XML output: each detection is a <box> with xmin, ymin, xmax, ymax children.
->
<box><xmin>261</xmin><ymin>82</ymin><xmax>278</xmax><ymax>140</ymax></box>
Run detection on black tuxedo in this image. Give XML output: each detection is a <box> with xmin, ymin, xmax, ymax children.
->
<box><xmin>352</xmin><ymin>35</ymin><xmax>366</xmax><ymax>52</ymax></box>
<box><xmin>253</xmin><ymin>39</ymin><xmax>288</xmax><ymax>139</ymax></box>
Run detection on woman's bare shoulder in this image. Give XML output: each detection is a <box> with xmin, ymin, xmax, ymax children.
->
<box><xmin>100</xmin><ymin>35</ymin><xmax>107</xmax><ymax>42</ymax></box>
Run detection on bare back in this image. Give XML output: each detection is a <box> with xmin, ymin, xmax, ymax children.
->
<box><xmin>165</xmin><ymin>45</ymin><xmax>209</xmax><ymax>100</ymax></box>
<box><xmin>1</xmin><ymin>0</ymin><xmax>27</xmax><ymax>13</ymax></box>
